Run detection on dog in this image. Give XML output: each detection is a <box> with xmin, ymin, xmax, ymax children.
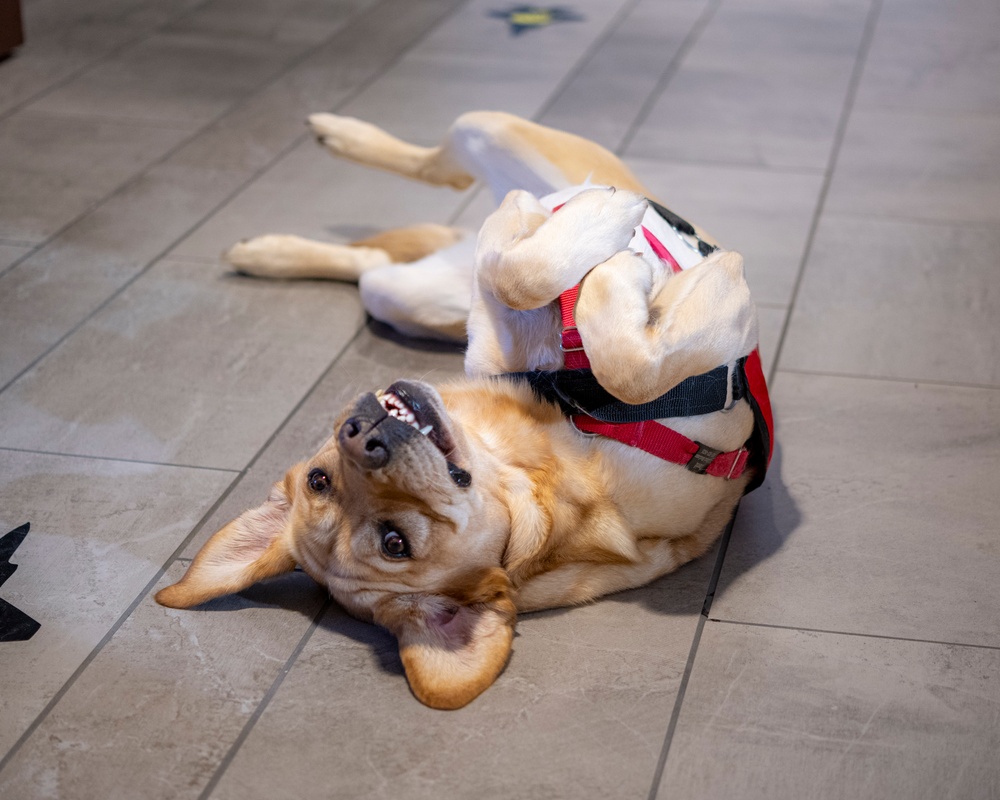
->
<box><xmin>155</xmin><ymin>112</ymin><xmax>773</xmax><ymax>709</ymax></box>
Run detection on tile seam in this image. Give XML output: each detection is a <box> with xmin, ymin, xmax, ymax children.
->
<box><xmin>767</xmin><ymin>0</ymin><xmax>885</xmax><ymax>386</ymax></box>
<box><xmin>647</xmin><ymin>509</ymin><xmax>738</xmax><ymax>800</ymax></box>
<box><xmin>708</xmin><ymin>618</ymin><xmax>1000</xmax><ymax>653</ymax></box>
<box><xmin>0</xmin><ymin>0</ymin><xmax>464</xmax><ymax>398</ymax></box>
<box><xmin>196</xmin><ymin>598</ymin><xmax>334</xmax><ymax>800</ymax></box>
<box><xmin>775</xmin><ymin>366</ymin><xmax>1000</xmax><ymax>392</ymax></box>
<box><xmin>0</xmin><ymin>321</ymin><xmax>367</xmax><ymax>774</ymax></box>
<box><xmin>0</xmin><ymin>0</ymin><xmax>221</xmax><ymax>125</ymax></box>
<box><xmin>617</xmin><ymin>0</ymin><xmax>724</xmax><ymax>157</ymax></box>
<box><xmin>0</xmin><ymin>445</ymin><xmax>242</xmax><ymax>473</ymax></box>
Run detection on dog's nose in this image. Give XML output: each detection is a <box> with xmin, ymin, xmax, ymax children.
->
<box><xmin>338</xmin><ymin>415</ymin><xmax>391</xmax><ymax>470</ymax></box>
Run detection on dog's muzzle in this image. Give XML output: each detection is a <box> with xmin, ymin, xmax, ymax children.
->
<box><xmin>338</xmin><ymin>393</ymin><xmax>417</xmax><ymax>470</ymax></box>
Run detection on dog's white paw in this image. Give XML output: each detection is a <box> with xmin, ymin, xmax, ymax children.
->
<box><xmin>562</xmin><ymin>186</ymin><xmax>648</xmax><ymax>240</ymax></box>
<box><xmin>225</xmin><ymin>235</ymin><xmax>305</xmax><ymax>277</ymax></box>
<box><xmin>308</xmin><ymin>113</ymin><xmax>377</xmax><ymax>155</ymax></box>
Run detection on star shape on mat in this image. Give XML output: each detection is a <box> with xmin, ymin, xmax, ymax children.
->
<box><xmin>488</xmin><ymin>5</ymin><xmax>585</xmax><ymax>35</ymax></box>
<box><xmin>1</xmin><ymin>523</ymin><xmax>41</xmax><ymax>642</ymax></box>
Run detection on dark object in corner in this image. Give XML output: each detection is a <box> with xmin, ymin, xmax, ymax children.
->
<box><xmin>1</xmin><ymin>523</ymin><xmax>41</xmax><ymax>642</ymax></box>
<box><xmin>0</xmin><ymin>0</ymin><xmax>25</xmax><ymax>60</ymax></box>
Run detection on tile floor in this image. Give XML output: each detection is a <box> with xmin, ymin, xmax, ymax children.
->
<box><xmin>1</xmin><ymin>0</ymin><xmax>998</xmax><ymax>797</ymax></box>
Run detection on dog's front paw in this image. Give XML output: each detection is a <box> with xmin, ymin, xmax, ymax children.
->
<box><xmin>561</xmin><ymin>186</ymin><xmax>648</xmax><ymax>246</ymax></box>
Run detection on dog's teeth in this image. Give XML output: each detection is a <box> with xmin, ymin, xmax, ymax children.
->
<box><xmin>419</xmin><ymin>425</ymin><xmax>433</xmax><ymax>436</ymax></box>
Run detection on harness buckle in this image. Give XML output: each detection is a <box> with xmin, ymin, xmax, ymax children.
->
<box><xmin>686</xmin><ymin>441</ymin><xmax>722</xmax><ymax>474</ymax></box>
<box><xmin>560</xmin><ymin>325</ymin><xmax>584</xmax><ymax>353</ymax></box>
<box><xmin>569</xmin><ymin>416</ymin><xmax>599</xmax><ymax>437</ymax></box>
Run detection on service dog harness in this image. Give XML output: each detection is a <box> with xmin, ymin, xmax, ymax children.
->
<box><xmin>511</xmin><ymin>197</ymin><xmax>774</xmax><ymax>494</ymax></box>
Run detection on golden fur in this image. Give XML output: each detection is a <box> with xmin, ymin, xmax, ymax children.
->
<box><xmin>158</xmin><ymin>112</ymin><xmax>762</xmax><ymax>709</ymax></box>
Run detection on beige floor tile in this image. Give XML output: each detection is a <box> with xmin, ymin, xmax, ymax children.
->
<box><xmin>541</xmin><ymin>0</ymin><xmax>708</xmax><ymax>152</ymax></box>
<box><xmin>878</xmin><ymin>0</ymin><xmax>1000</xmax><ymax>30</ymax></box>
<box><xmin>0</xmin><ymin>562</ymin><xmax>327</xmax><ymax>800</ymax></box>
<box><xmin>0</xmin><ymin>450</ymin><xmax>234</xmax><ymax>758</ymax></box>
<box><xmin>171</xmin><ymin>142</ymin><xmax>470</xmax><ymax>261</ymax></box>
<box><xmin>712</xmin><ymin>372</ymin><xmax>1000</xmax><ymax>647</ymax></box>
<box><xmin>0</xmin><ymin>109</ymin><xmax>188</xmax><ymax>242</ymax></box>
<box><xmin>625</xmin><ymin>0</ymin><xmax>869</xmax><ymax>169</ymax></box>
<box><xmin>182</xmin><ymin>324</ymin><xmax>466</xmax><ymax>557</ymax></box>
<box><xmin>0</xmin><ymin>162</ymin><xmax>249</xmax><ymax>389</ymax></box>
<box><xmin>780</xmin><ymin>214</ymin><xmax>1000</xmax><ymax>386</ymax></box>
<box><xmin>0</xmin><ymin>0</ymin><xmax>465</xmax><ymax>390</ymax></box>
<box><xmin>21</xmin><ymin>0</ymin><xmax>202</xmax><ymax>37</ymax></box>
<box><xmin>164</xmin><ymin>0</ymin><xmax>377</xmax><ymax>45</ymax></box>
<box><xmin>332</xmin><ymin>0</ymin><xmax>637</xmax><ymax>143</ymax></box>
<box><xmin>0</xmin><ymin>243</ymin><xmax>30</xmax><ymax>275</ymax></box>
<box><xmin>658</xmin><ymin>623</ymin><xmax>1000</xmax><ymax>800</ymax></box>
<box><xmin>29</xmin><ymin>30</ymin><xmax>309</xmax><ymax>127</ymax></box>
<box><xmin>626</xmin><ymin>158</ymin><xmax>823</xmax><ymax>307</ymax></box>
<box><xmin>0</xmin><ymin>259</ymin><xmax>364</xmax><ymax>469</ymax></box>
<box><xmin>857</xmin><ymin>21</ymin><xmax>1000</xmax><ymax>114</ymax></box>
<box><xmin>825</xmin><ymin>110</ymin><xmax>1000</xmax><ymax>224</ymax></box>
<box><xmin>207</xmin><ymin>559</ymin><xmax>715</xmax><ymax>800</ymax></box>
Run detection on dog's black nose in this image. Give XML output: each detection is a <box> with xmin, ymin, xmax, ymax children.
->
<box><xmin>339</xmin><ymin>415</ymin><xmax>391</xmax><ymax>470</ymax></box>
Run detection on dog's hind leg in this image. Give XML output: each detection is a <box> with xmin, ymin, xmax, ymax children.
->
<box><xmin>309</xmin><ymin>113</ymin><xmax>476</xmax><ymax>190</ymax></box>
<box><xmin>225</xmin><ymin>224</ymin><xmax>468</xmax><ymax>282</ymax></box>
<box><xmin>359</xmin><ymin>235</ymin><xmax>477</xmax><ymax>342</ymax></box>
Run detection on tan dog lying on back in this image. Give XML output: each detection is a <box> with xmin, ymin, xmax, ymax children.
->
<box><xmin>156</xmin><ymin>112</ymin><xmax>769</xmax><ymax>709</ymax></box>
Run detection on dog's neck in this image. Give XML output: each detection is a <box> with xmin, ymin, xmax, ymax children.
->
<box><xmin>441</xmin><ymin>379</ymin><xmax>660</xmax><ymax>587</ymax></box>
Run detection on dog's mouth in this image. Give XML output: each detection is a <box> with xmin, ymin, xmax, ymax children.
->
<box><xmin>376</xmin><ymin>381</ymin><xmax>470</xmax><ymax>487</ymax></box>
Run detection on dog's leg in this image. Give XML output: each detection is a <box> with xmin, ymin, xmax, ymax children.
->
<box><xmin>514</xmin><ymin>489</ymin><xmax>744</xmax><ymax>612</ymax></box>
<box><xmin>476</xmin><ymin>187</ymin><xmax>648</xmax><ymax>310</ymax></box>
<box><xmin>225</xmin><ymin>225</ymin><xmax>467</xmax><ymax>282</ymax></box>
<box><xmin>359</xmin><ymin>235</ymin><xmax>478</xmax><ymax>341</ymax></box>
<box><xmin>309</xmin><ymin>114</ymin><xmax>476</xmax><ymax>190</ymax></box>
<box><xmin>575</xmin><ymin>249</ymin><xmax>759</xmax><ymax>405</ymax></box>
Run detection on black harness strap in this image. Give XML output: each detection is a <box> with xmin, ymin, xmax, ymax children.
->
<box><xmin>506</xmin><ymin>357</ymin><xmax>747</xmax><ymax>422</ymax></box>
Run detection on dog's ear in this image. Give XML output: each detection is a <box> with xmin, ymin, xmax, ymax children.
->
<box><xmin>376</xmin><ymin>568</ymin><xmax>517</xmax><ymax>709</ymax></box>
<box><xmin>155</xmin><ymin>480</ymin><xmax>296</xmax><ymax>609</ymax></box>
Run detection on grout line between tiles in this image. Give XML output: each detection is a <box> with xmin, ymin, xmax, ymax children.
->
<box><xmin>197</xmin><ymin>597</ymin><xmax>334</xmax><ymax>799</ymax></box>
<box><xmin>800</xmin><ymin>206</ymin><xmax>1000</xmax><ymax>230</ymax></box>
<box><xmin>0</xmin><ymin>0</ymin><xmax>465</xmax><ymax>399</ymax></box>
<box><xmin>647</xmin><ymin>510</ymin><xmax>738</xmax><ymax>800</ymax></box>
<box><xmin>0</xmin><ymin>445</ymin><xmax>242</xmax><ymax>473</ymax></box>
<box><xmin>444</xmin><ymin>0</ymin><xmax>643</xmax><ymax>226</ymax></box>
<box><xmin>624</xmin><ymin>153</ymin><xmax>827</xmax><ymax>176</ymax></box>
<box><xmin>0</xmin><ymin>322</ymin><xmax>367</xmax><ymax>775</ymax></box>
<box><xmin>766</xmin><ymin>0</ymin><xmax>884</xmax><ymax>387</ymax></box>
<box><xmin>652</xmin><ymin>2</ymin><xmax>882</xmax><ymax>795</ymax></box>
<box><xmin>532</xmin><ymin>0</ymin><xmax>644</xmax><ymax>123</ymax></box>
<box><xmin>775</xmin><ymin>366</ymin><xmax>1000</xmax><ymax>392</ymax></box>
<box><xmin>617</xmin><ymin>0</ymin><xmax>723</xmax><ymax>157</ymax></box>
<box><xmin>708</xmin><ymin>618</ymin><xmax>1000</xmax><ymax>653</ymax></box>
<box><xmin>0</xmin><ymin>0</ymin><xmax>219</xmax><ymax>125</ymax></box>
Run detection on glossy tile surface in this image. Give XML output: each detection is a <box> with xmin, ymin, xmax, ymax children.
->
<box><xmin>1</xmin><ymin>0</ymin><xmax>998</xmax><ymax>795</ymax></box>
<box><xmin>0</xmin><ymin>450</ymin><xmax>234</xmax><ymax>757</ymax></box>
<box><xmin>712</xmin><ymin>372</ymin><xmax>1000</xmax><ymax>647</ymax></box>
<box><xmin>658</xmin><ymin>623</ymin><xmax>1000</xmax><ymax>800</ymax></box>
<box><xmin>209</xmin><ymin>565</ymin><xmax>714</xmax><ymax>800</ymax></box>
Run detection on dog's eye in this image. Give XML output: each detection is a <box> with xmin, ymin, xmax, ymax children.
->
<box><xmin>379</xmin><ymin>523</ymin><xmax>410</xmax><ymax>559</ymax></box>
<box><xmin>307</xmin><ymin>468</ymin><xmax>330</xmax><ymax>493</ymax></box>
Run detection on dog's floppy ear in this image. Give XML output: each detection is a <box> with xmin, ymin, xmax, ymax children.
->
<box><xmin>155</xmin><ymin>480</ymin><xmax>296</xmax><ymax>609</ymax></box>
<box><xmin>376</xmin><ymin>568</ymin><xmax>517</xmax><ymax>710</ymax></box>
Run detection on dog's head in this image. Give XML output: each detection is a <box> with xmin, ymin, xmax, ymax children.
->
<box><xmin>156</xmin><ymin>379</ymin><xmax>516</xmax><ymax>709</ymax></box>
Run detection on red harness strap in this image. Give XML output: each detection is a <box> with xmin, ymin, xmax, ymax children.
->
<box><xmin>559</xmin><ymin>226</ymin><xmax>754</xmax><ymax>480</ymax></box>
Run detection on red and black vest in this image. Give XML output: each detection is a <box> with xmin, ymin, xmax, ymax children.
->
<box><xmin>508</xmin><ymin>198</ymin><xmax>774</xmax><ymax>494</ymax></box>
